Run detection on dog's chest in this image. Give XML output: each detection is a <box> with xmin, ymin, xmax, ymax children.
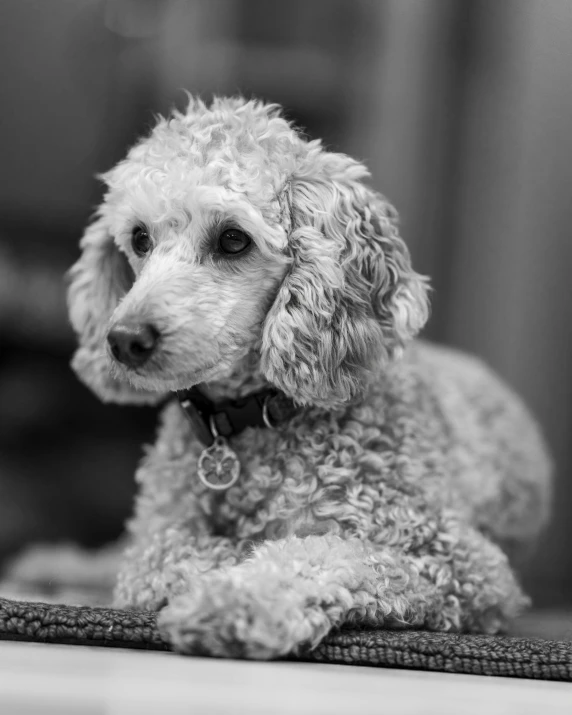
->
<box><xmin>191</xmin><ymin>425</ymin><xmax>307</xmax><ymax>538</ymax></box>
<box><xmin>187</xmin><ymin>397</ymin><xmax>439</xmax><ymax>542</ymax></box>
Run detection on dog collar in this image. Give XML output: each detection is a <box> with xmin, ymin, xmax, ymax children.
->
<box><xmin>176</xmin><ymin>386</ymin><xmax>296</xmax><ymax>491</ymax></box>
<box><xmin>177</xmin><ymin>386</ymin><xmax>296</xmax><ymax>447</ymax></box>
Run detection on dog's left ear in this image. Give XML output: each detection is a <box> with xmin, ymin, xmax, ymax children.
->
<box><xmin>261</xmin><ymin>150</ymin><xmax>430</xmax><ymax>409</ymax></box>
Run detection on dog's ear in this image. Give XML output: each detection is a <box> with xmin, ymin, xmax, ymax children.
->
<box><xmin>261</xmin><ymin>151</ymin><xmax>430</xmax><ymax>409</ymax></box>
<box><xmin>67</xmin><ymin>215</ymin><xmax>161</xmax><ymax>404</ymax></box>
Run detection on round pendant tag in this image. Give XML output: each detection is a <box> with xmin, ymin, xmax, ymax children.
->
<box><xmin>197</xmin><ymin>436</ymin><xmax>240</xmax><ymax>490</ymax></box>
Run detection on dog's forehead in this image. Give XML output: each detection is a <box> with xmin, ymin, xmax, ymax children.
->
<box><xmin>142</xmin><ymin>108</ymin><xmax>296</xmax><ymax>183</ymax></box>
<box><xmin>106</xmin><ymin>109</ymin><xmax>300</xmax><ymax>227</ymax></box>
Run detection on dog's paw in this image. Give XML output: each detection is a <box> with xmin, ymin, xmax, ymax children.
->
<box><xmin>158</xmin><ymin>571</ymin><xmax>328</xmax><ymax>659</ymax></box>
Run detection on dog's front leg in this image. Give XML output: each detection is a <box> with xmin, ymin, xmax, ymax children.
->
<box><xmin>158</xmin><ymin>526</ymin><xmax>528</xmax><ymax>659</ymax></box>
<box><xmin>158</xmin><ymin>533</ymin><xmax>373</xmax><ymax>658</ymax></box>
<box><xmin>113</xmin><ymin>529</ymin><xmax>243</xmax><ymax>611</ymax></box>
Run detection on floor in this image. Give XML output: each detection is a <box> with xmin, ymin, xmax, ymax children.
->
<box><xmin>0</xmin><ymin>640</ymin><xmax>570</xmax><ymax>715</ymax></box>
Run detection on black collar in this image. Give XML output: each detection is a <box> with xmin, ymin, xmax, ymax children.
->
<box><xmin>177</xmin><ymin>386</ymin><xmax>297</xmax><ymax>446</ymax></box>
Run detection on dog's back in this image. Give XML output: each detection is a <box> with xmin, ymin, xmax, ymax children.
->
<box><xmin>406</xmin><ymin>340</ymin><xmax>552</xmax><ymax>562</ymax></box>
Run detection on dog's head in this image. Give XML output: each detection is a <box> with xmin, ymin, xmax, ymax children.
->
<box><xmin>67</xmin><ymin>96</ymin><xmax>429</xmax><ymax>409</ymax></box>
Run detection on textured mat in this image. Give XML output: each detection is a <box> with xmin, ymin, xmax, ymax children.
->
<box><xmin>1</xmin><ymin>597</ymin><xmax>571</xmax><ymax>681</ymax></box>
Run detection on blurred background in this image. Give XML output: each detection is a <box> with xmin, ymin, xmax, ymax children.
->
<box><xmin>0</xmin><ymin>0</ymin><xmax>570</xmax><ymax>607</ymax></box>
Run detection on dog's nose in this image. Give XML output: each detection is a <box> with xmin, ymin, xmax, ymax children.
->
<box><xmin>107</xmin><ymin>322</ymin><xmax>159</xmax><ymax>368</ymax></box>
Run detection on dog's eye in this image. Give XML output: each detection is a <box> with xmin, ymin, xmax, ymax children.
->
<box><xmin>131</xmin><ymin>226</ymin><xmax>153</xmax><ymax>257</ymax></box>
<box><xmin>218</xmin><ymin>229</ymin><xmax>251</xmax><ymax>255</ymax></box>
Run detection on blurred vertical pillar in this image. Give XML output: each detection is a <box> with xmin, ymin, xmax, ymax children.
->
<box><xmin>102</xmin><ymin>0</ymin><xmax>167</xmax><ymax>151</ymax></box>
<box><xmin>153</xmin><ymin>0</ymin><xmax>241</xmax><ymax>105</ymax></box>
<box><xmin>442</xmin><ymin>0</ymin><xmax>572</xmax><ymax>604</ymax></box>
<box><xmin>0</xmin><ymin>0</ymin><xmax>118</xmax><ymax>225</ymax></box>
<box><xmin>343</xmin><ymin>0</ymin><xmax>462</xmax><ymax>325</ymax></box>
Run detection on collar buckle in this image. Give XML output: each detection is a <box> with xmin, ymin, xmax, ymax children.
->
<box><xmin>178</xmin><ymin>392</ymin><xmax>216</xmax><ymax>446</ymax></box>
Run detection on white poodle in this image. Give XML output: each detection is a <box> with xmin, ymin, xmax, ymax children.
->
<box><xmin>64</xmin><ymin>96</ymin><xmax>551</xmax><ymax>659</ymax></box>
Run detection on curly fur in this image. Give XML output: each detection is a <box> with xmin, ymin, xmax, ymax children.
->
<box><xmin>67</xmin><ymin>96</ymin><xmax>552</xmax><ymax>659</ymax></box>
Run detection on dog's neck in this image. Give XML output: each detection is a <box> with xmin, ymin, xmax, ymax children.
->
<box><xmin>177</xmin><ymin>348</ymin><xmax>296</xmax><ymax>449</ymax></box>
<box><xmin>196</xmin><ymin>349</ymin><xmax>271</xmax><ymax>403</ymax></box>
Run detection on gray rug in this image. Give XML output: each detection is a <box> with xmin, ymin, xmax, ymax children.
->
<box><xmin>1</xmin><ymin>596</ymin><xmax>570</xmax><ymax>681</ymax></box>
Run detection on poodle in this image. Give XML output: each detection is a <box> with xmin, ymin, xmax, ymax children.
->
<box><xmin>66</xmin><ymin>96</ymin><xmax>552</xmax><ymax>659</ymax></box>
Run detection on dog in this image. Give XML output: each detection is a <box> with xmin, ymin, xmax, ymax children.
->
<box><xmin>67</xmin><ymin>96</ymin><xmax>552</xmax><ymax>659</ymax></box>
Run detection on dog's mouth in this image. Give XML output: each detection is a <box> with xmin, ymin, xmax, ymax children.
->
<box><xmin>112</xmin><ymin>358</ymin><xmax>222</xmax><ymax>391</ymax></box>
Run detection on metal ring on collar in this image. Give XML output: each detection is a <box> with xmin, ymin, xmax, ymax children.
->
<box><xmin>209</xmin><ymin>413</ymin><xmax>220</xmax><ymax>439</ymax></box>
<box><xmin>262</xmin><ymin>395</ymin><xmax>276</xmax><ymax>430</ymax></box>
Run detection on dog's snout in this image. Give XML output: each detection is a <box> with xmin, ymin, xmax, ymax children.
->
<box><xmin>107</xmin><ymin>322</ymin><xmax>159</xmax><ymax>368</ymax></box>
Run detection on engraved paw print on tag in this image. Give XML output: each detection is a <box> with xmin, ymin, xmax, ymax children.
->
<box><xmin>198</xmin><ymin>436</ymin><xmax>240</xmax><ymax>490</ymax></box>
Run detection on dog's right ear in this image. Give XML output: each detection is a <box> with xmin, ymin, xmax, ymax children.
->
<box><xmin>67</xmin><ymin>215</ymin><xmax>161</xmax><ymax>404</ymax></box>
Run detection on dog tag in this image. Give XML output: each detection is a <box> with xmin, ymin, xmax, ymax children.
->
<box><xmin>197</xmin><ymin>436</ymin><xmax>240</xmax><ymax>490</ymax></box>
